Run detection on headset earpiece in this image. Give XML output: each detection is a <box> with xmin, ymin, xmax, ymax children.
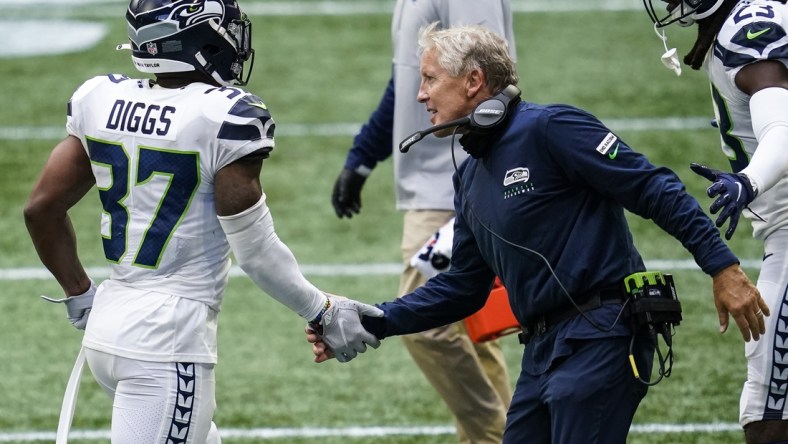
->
<box><xmin>398</xmin><ymin>84</ymin><xmax>521</xmax><ymax>153</ymax></box>
<box><xmin>468</xmin><ymin>84</ymin><xmax>521</xmax><ymax>130</ymax></box>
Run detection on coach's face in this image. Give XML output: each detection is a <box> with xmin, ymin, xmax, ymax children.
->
<box><xmin>417</xmin><ymin>48</ymin><xmax>486</xmax><ymax>138</ymax></box>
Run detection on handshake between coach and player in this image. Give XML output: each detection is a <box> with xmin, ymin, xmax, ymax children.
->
<box><xmin>306</xmin><ymin>294</ymin><xmax>384</xmax><ymax>363</ymax></box>
<box><xmin>306</xmin><ymin>304</ymin><xmax>381</xmax><ymax>364</ymax></box>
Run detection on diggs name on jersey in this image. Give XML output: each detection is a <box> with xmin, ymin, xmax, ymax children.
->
<box><xmin>106</xmin><ymin>99</ymin><xmax>175</xmax><ymax>136</ymax></box>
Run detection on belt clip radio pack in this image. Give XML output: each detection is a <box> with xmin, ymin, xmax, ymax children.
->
<box><xmin>624</xmin><ymin>271</ymin><xmax>682</xmax><ymax>330</ymax></box>
<box><xmin>623</xmin><ymin>271</ymin><xmax>683</xmax><ymax>385</ymax></box>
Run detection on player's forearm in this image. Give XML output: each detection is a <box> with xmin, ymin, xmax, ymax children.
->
<box><xmin>24</xmin><ymin>211</ymin><xmax>90</xmax><ymax>295</ymax></box>
<box><xmin>741</xmin><ymin>87</ymin><xmax>788</xmax><ymax>193</ymax></box>
<box><xmin>218</xmin><ymin>196</ymin><xmax>327</xmax><ymax>321</ymax></box>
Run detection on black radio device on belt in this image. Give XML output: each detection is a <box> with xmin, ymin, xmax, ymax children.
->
<box><xmin>623</xmin><ymin>271</ymin><xmax>683</xmax><ymax>385</ymax></box>
<box><xmin>624</xmin><ymin>271</ymin><xmax>682</xmax><ymax>329</ymax></box>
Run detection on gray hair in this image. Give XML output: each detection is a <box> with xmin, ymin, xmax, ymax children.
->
<box><xmin>417</xmin><ymin>22</ymin><xmax>518</xmax><ymax>94</ymax></box>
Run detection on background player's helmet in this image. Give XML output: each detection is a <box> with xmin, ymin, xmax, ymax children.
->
<box><xmin>125</xmin><ymin>0</ymin><xmax>255</xmax><ymax>86</ymax></box>
<box><xmin>644</xmin><ymin>0</ymin><xmax>728</xmax><ymax>27</ymax></box>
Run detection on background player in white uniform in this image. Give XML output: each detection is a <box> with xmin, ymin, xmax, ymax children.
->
<box><xmin>644</xmin><ymin>0</ymin><xmax>788</xmax><ymax>441</ymax></box>
<box><xmin>23</xmin><ymin>1</ymin><xmax>381</xmax><ymax>443</ymax></box>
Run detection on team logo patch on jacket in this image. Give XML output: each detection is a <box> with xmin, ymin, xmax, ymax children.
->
<box><xmin>503</xmin><ymin>167</ymin><xmax>529</xmax><ymax>186</ymax></box>
<box><xmin>503</xmin><ymin>167</ymin><xmax>534</xmax><ymax>199</ymax></box>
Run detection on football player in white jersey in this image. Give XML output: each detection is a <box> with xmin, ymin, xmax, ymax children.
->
<box><xmin>644</xmin><ymin>0</ymin><xmax>788</xmax><ymax>441</ymax></box>
<box><xmin>23</xmin><ymin>1</ymin><xmax>382</xmax><ymax>442</ymax></box>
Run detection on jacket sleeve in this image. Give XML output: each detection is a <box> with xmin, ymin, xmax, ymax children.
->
<box><xmin>543</xmin><ymin>106</ymin><xmax>739</xmax><ymax>276</ymax></box>
<box><xmin>363</xmin><ymin>180</ymin><xmax>496</xmax><ymax>339</ymax></box>
<box><xmin>343</xmin><ymin>76</ymin><xmax>395</xmax><ymax>172</ymax></box>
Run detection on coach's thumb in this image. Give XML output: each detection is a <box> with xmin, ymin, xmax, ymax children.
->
<box><xmin>358</xmin><ymin>303</ymin><xmax>384</xmax><ymax>318</ymax></box>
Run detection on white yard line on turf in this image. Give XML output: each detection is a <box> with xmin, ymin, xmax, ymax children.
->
<box><xmin>0</xmin><ymin>422</ymin><xmax>743</xmax><ymax>442</ymax></box>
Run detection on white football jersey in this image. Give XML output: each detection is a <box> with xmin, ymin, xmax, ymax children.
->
<box><xmin>70</xmin><ymin>75</ymin><xmax>274</xmax><ymax>362</ymax></box>
<box><xmin>707</xmin><ymin>0</ymin><xmax>788</xmax><ymax>239</ymax></box>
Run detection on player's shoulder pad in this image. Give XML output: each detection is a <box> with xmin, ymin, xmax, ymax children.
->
<box><xmin>198</xmin><ymin>87</ymin><xmax>275</xmax><ymax>143</ymax></box>
<box><xmin>715</xmin><ymin>0</ymin><xmax>788</xmax><ymax>68</ymax></box>
<box><xmin>70</xmin><ymin>74</ymin><xmax>130</xmax><ymax>102</ymax></box>
<box><xmin>226</xmin><ymin>93</ymin><xmax>272</xmax><ymax>121</ymax></box>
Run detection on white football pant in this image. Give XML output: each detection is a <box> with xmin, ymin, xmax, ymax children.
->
<box><xmin>85</xmin><ymin>348</ymin><xmax>220</xmax><ymax>443</ymax></box>
<box><xmin>741</xmin><ymin>229</ymin><xmax>788</xmax><ymax>425</ymax></box>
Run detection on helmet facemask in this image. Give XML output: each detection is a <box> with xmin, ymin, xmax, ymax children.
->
<box><xmin>644</xmin><ymin>0</ymin><xmax>727</xmax><ymax>28</ymax></box>
<box><xmin>225</xmin><ymin>14</ymin><xmax>255</xmax><ymax>85</ymax></box>
<box><xmin>195</xmin><ymin>13</ymin><xmax>255</xmax><ymax>85</ymax></box>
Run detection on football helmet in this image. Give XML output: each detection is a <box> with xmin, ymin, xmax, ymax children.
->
<box><xmin>644</xmin><ymin>0</ymin><xmax>728</xmax><ymax>27</ymax></box>
<box><xmin>124</xmin><ymin>0</ymin><xmax>255</xmax><ymax>85</ymax></box>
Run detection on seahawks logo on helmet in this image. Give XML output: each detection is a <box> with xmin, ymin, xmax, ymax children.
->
<box><xmin>124</xmin><ymin>0</ymin><xmax>255</xmax><ymax>86</ymax></box>
<box><xmin>170</xmin><ymin>0</ymin><xmax>224</xmax><ymax>29</ymax></box>
<box><xmin>126</xmin><ymin>0</ymin><xmax>226</xmax><ymax>51</ymax></box>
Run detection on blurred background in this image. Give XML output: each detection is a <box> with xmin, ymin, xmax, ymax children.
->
<box><xmin>0</xmin><ymin>1</ymin><xmax>762</xmax><ymax>442</ymax></box>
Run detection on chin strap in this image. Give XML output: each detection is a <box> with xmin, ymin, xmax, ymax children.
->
<box><xmin>654</xmin><ymin>24</ymin><xmax>682</xmax><ymax>76</ymax></box>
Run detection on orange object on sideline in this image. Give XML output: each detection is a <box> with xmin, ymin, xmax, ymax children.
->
<box><xmin>464</xmin><ymin>278</ymin><xmax>521</xmax><ymax>343</ymax></box>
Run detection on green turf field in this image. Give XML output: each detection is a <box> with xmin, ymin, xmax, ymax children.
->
<box><xmin>0</xmin><ymin>1</ymin><xmax>766</xmax><ymax>442</ymax></box>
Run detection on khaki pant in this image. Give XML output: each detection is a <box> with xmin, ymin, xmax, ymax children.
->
<box><xmin>399</xmin><ymin>210</ymin><xmax>511</xmax><ymax>444</ymax></box>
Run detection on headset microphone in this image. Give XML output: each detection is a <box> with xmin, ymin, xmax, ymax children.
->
<box><xmin>398</xmin><ymin>84</ymin><xmax>521</xmax><ymax>154</ymax></box>
<box><xmin>399</xmin><ymin>116</ymin><xmax>471</xmax><ymax>153</ymax></box>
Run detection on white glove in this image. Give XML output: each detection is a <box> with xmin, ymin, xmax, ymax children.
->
<box><xmin>410</xmin><ymin>217</ymin><xmax>455</xmax><ymax>279</ymax></box>
<box><xmin>312</xmin><ymin>294</ymin><xmax>384</xmax><ymax>363</ymax></box>
<box><xmin>41</xmin><ymin>280</ymin><xmax>97</xmax><ymax>330</ymax></box>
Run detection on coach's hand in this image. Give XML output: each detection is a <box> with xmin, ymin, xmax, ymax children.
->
<box><xmin>306</xmin><ymin>325</ymin><xmax>333</xmax><ymax>363</ymax></box>
<box><xmin>310</xmin><ymin>294</ymin><xmax>383</xmax><ymax>362</ymax></box>
<box><xmin>712</xmin><ymin>264</ymin><xmax>769</xmax><ymax>342</ymax></box>
<box><xmin>690</xmin><ymin>163</ymin><xmax>757</xmax><ymax>240</ymax></box>
<box><xmin>41</xmin><ymin>280</ymin><xmax>97</xmax><ymax>330</ymax></box>
<box><xmin>331</xmin><ymin>168</ymin><xmax>367</xmax><ymax>218</ymax></box>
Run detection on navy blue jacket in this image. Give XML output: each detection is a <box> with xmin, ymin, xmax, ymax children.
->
<box><xmin>365</xmin><ymin>101</ymin><xmax>738</xmax><ymax>338</ymax></box>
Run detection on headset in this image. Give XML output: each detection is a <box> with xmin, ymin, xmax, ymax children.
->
<box><xmin>399</xmin><ymin>84</ymin><xmax>522</xmax><ymax>153</ymax></box>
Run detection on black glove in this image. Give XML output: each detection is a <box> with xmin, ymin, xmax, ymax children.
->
<box><xmin>690</xmin><ymin>162</ymin><xmax>757</xmax><ymax>240</ymax></box>
<box><xmin>331</xmin><ymin>168</ymin><xmax>367</xmax><ymax>218</ymax></box>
